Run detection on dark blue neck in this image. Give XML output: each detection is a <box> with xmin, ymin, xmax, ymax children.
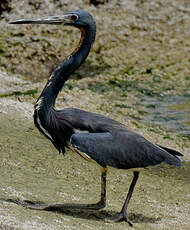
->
<box><xmin>35</xmin><ymin>24</ymin><xmax>96</xmax><ymax>113</ymax></box>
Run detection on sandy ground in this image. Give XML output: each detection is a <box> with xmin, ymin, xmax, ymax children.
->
<box><xmin>0</xmin><ymin>66</ymin><xmax>189</xmax><ymax>230</ymax></box>
<box><xmin>0</xmin><ymin>0</ymin><xmax>190</xmax><ymax>229</ymax></box>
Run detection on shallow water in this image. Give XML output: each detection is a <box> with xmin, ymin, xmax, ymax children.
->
<box><xmin>140</xmin><ymin>92</ymin><xmax>190</xmax><ymax>136</ymax></box>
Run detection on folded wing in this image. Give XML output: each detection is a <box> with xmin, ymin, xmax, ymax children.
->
<box><xmin>70</xmin><ymin>131</ymin><xmax>182</xmax><ymax>169</ymax></box>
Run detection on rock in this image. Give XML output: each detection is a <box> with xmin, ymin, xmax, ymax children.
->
<box><xmin>0</xmin><ymin>0</ymin><xmax>11</xmax><ymax>15</ymax></box>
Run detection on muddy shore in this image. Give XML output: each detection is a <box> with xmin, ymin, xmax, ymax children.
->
<box><xmin>0</xmin><ymin>1</ymin><xmax>190</xmax><ymax>229</ymax></box>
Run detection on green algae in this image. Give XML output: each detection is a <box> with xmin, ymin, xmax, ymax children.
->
<box><xmin>0</xmin><ymin>89</ymin><xmax>38</xmax><ymax>98</ymax></box>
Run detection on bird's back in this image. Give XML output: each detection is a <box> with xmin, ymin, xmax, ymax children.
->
<box><xmin>52</xmin><ymin>108</ymin><xmax>182</xmax><ymax>169</ymax></box>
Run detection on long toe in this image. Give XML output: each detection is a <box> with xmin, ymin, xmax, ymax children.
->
<box><xmin>104</xmin><ymin>212</ymin><xmax>133</xmax><ymax>226</ymax></box>
<box><xmin>21</xmin><ymin>200</ymin><xmax>51</xmax><ymax>210</ymax></box>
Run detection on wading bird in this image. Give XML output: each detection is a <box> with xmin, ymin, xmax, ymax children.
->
<box><xmin>10</xmin><ymin>10</ymin><xmax>182</xmax><ymax>226</ymax></box>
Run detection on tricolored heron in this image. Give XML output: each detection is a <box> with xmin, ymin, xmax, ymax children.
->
<box><xmin>9</xmin><ymin>10</ymin><xmax>182</xmax><ymax>226</ymax></box>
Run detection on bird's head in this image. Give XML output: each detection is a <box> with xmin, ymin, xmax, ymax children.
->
<box><xmin>9</xmin><ymin>10</ymin><xmax>95</xmax><ymax>29</ymax></box>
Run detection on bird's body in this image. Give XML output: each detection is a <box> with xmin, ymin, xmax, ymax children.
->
<box><xmin>10</xmin><ymin>10</ymin><xmax>182</xmax><ymax>225</ymax></box>
<box><xmin>35</xmin><ymin>106</ymin><xmax>181</xmax><ymax>170</ymax></box>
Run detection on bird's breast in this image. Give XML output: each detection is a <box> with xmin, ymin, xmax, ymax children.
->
<box><xmin>34</xmin><ymin>110</ymin><xmax>54</xmax><ymax>142</ymax></box>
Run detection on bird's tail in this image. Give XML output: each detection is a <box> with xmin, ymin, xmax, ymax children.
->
<box><xmin>158</xmin><ymin>145</ymin><xmax>183</xmax><ymax>167</ymax></box>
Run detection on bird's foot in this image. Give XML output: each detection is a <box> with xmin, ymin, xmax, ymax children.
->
<box><xmin>9</xmin><ymin>199</ymin><xmax>55</xmax><ymax>210</ymax></box>
<box><xmin>24</xmin><ymin>201</ymin><xmax>105</xmax><ymax>211</ymax></box>
<box><xmin>7</xmin><ymin>198</ymin><xmax>105</xmax><ymax>211</ymax></box>
<box><xmin>105</xmin><ymin>211</ymin><xmax>133</xmax><ymax>226</ymax></box>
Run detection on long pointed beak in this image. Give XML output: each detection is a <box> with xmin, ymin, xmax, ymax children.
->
<box><xmin>9</xmin><ymin>14</ymin><xmax>78</xmax><ymax>25</ymax></box>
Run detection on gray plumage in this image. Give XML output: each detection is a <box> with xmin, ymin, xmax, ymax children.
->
<box><xmin>61</xmin><ymin>108</ymin><xmax>182</xmax><ymax>169</ymax></box>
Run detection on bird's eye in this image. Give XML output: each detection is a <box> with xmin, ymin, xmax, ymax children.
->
<box><xmin>71</xmin><ymin>15</ymin><xmax>78</xmax><ymax>22</ymax></box>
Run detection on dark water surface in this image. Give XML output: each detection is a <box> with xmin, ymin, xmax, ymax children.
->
<box><xmin>141</xmin><ymin>92</ymin><xmax>190</xmax><ymax>136</ymax></box>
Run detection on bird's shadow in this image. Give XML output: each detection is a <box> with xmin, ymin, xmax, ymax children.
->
<box><xmin>1</xmin><ymin>197</ymin><xmax>161</xmax><ymax>224</ymax></box>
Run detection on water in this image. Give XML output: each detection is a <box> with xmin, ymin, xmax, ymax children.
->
<box><xmin>140</xmin><ymin>92</ymin><xmax>190</xmax><ymax>136</ymax></box>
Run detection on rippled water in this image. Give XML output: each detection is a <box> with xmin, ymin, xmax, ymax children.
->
<box><xmin>140</xmin><ymin>92</ymin><xmax>190</xmax><ymax>136</ymax></box>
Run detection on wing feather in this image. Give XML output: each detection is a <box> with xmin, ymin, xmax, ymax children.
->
<box><xmin>70</xmin><ymin>131</ymin><xmax>182</xmax><ymax>169</ymax></box>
